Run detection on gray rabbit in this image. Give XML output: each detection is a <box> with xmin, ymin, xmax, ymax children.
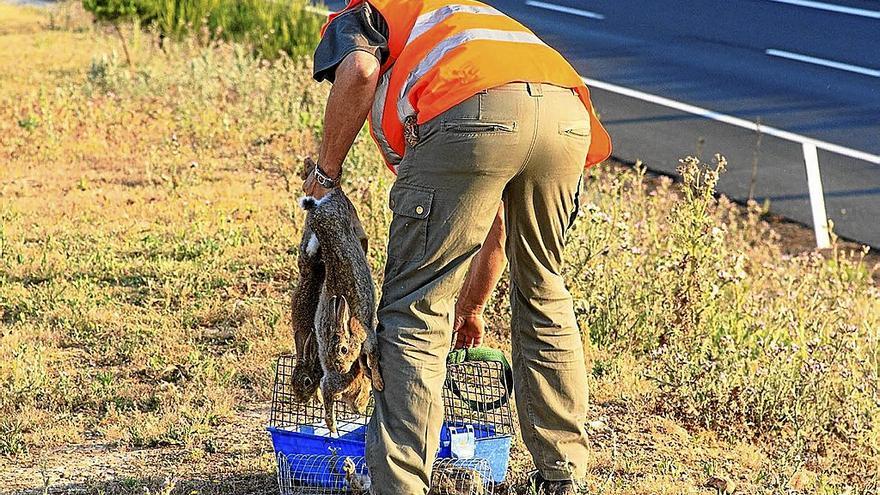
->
<box><xmin>301</xmin><ymin>188</ymin><xmax>383</xmax><ymax>434</ymax></box>
<box><xmin>289</xmin><ymin>220</ymin><xmax>325</xmax><ymax>403</ymax></box>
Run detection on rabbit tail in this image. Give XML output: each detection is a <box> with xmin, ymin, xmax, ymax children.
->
<box><xmin>299</xmin><ymin>193</ymin><xmax>334</xmax><ymax>211</ymax></box>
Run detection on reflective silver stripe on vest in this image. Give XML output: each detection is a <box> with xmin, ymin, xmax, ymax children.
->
<box><xmin>396</xmin><ymin>29</ymin><xmax>546</xmax><ymax>121</ymax></box>
<box><xmin>407</xmin><ymin>4</ymin><xmax>505</xmax><ymax>44</ymax></box>
<box><xmin>371</xmin><ymin>69</ymin><xmax>402</xmax><ymax>170</ymax></box>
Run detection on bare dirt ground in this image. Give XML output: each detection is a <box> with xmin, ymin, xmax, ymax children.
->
<box><xmin>2</xmin><ymin>402</ymin><xmax>275</xmax><ymax>495</ymax></box>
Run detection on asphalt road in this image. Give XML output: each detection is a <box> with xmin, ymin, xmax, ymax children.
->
<box><xmin>322</xmin><ymin>0</ymin><xmax>880</xmax><ymax>247</ymax></box>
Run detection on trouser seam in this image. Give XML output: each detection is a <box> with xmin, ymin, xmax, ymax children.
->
<box><xmin>512</xmin><ymin>283</ymin><xmax>550</xmax><ymax>472</ymax></box>
<box><xmin>421</xmin><ymin>380</ymin><xmax>435</xmax><ymax>489</ymax></box>
<box><xmin>513</xmin><ymin>95</ymin><xmax>540</xmax><ymax>178</ymax></box>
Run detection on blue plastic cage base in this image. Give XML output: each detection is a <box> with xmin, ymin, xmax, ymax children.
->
<box><xmin>269</xmin><ymin>422</ymin><xmax>511</xmax><ymax>484</ymax></box>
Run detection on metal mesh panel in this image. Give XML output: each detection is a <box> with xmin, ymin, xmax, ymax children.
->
<box><xmin>442</xmin><ymin>361</ymin><xmax>515</xmax><ymax>436</ymax></box>
<box><xmin>270</xmin><ymin>355</ymin><xmax>513</xmax><ymax>435</ymax></box>
<box><xmin>276</xmin><ymin>454</ymin><xmax>495</xmax><ymax>495</ymax></box>
<box><xmin>277</xmin><ymin>454</ymin><xmax>371</xmax><ymax>495</ymax></box>
<box><xmin>430</xmin><ymin>457</ymin><xmax>496</xmax><ymax>495</ymax></box>
<box><xmin>270</xmin><ymin>355</ymin><xmax>373</xmax><ymax>433</ymax></box>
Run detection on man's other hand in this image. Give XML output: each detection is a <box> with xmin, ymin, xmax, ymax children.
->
<box><xmin>453</xmin><ymin>309</ymin><xmax>485</xmax><ymax>349</ymax></box>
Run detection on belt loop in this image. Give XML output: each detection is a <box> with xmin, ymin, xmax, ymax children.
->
<box><xmin>526</xmin><ymin>82</ymin><xmax>543</xmax><ymax>97</ymax></box>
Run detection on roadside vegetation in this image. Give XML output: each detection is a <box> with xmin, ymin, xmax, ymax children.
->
<box><xmin>82</xmin><ymin>0</ymin><xmax>321</xmax><ymax>65</ymax></box>
<box><xmin>1</xmin><ymin>2</ymin><xmax>877</xmax><ymax>494</ymax></box>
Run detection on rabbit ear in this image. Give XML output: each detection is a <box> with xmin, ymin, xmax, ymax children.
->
<box><xmin>334</xmin><ymin>295</ymin><xmax>350</xmax><ymax>324</ymax></box>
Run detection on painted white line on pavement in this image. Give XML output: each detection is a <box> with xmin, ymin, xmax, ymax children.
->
<box><xmin>764</xmin><ymin>0</ymin><xmax>880</xmax><ymax>19</ymax></box>
<box><xmin>582</xmin><ymin>76</ymin><xmax>880</xmax><ymax>165</ymax></box>
<box><xmin>766</xmin><ymin>49</ymin><xmax>880</xmax><ymax>77</ymax></box>
<box><xmin>525</xmin><ymin>1</ymin><xmax>605</xmax><ymax>20</ymax></box>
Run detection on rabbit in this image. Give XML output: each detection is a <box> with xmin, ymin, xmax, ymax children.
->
<box><xmin>342</xmin><ymin>456</ymin><xmax>371</xmax><ymax>494</ymax></box>
<box><xmin>315</xmin><ymin>294</ymin><xmax>375</xmax><ymax>433</ymax></box>
<box><xmin>289</xmin><ymin>221</ymin><xmax>325</xmax><ymax>403</ymax></box>
<box><xmin>301</xmin><ymin>188</ymin><xmax>383</xmax><ymax>434</ymax></box>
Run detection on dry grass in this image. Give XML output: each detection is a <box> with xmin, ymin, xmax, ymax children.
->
<box><xmin>1</xmin><ymin>3</ymin><xmax>878</xmax><ymax>494</ymax></box>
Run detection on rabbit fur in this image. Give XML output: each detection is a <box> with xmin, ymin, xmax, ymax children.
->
<box><xmin>289</xmin><ymin>220</ymin><xmax>325</xmax><ymax>403</ymax></box>
<box><xmin>301</xmin><ymin>188</ymin><xmax>383</xmax><ymax>434</ymax></box>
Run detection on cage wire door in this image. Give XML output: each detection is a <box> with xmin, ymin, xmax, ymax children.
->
<box><xmin>430</xmin><ymin>458</ymin><xmax>496</xmax><ymax>495</ymax></box>
<box><xmin>442</xmin><ymin>360</ymin><xmax>515</xmax><ymax>436</ymax></box>
<box><xmin>270</xmin><ymin>355</ymin><xmax>513</xmax><ymax>494</ymax></box>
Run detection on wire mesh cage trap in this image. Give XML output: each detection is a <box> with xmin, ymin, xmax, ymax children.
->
<box><xmin>269</xmin><ymin>355</ymin><xmax>373</xmax><ymax>438</ymax></box>
<box><xmin>276</xmin><ymin>454</ymin><xmax>371</xmax><ymax>494</ymax></box>
<box><xmin>439</xmin><ymin>358</ymin><xmax>515</xmax><ymax>481</ymax></box>
<box><xmin>269</xmin><ymin>353</ymin><xmax>515</xmax><ymax>493</ymax></box>
<box><xmin>276</xmin><ymin>454</ymin><xmax>495</xmax><ymax>495</ymax></box>
<box><xmin>429</xmin><ymin>458</ymin><xmax>496</xmax><ymax>495</ymax></box>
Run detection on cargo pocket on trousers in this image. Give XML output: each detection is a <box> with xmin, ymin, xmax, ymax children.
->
<box><xmin>387</xmin><ymin>184</ymin><xmax>434</xmax><ymax>262</ymax></box>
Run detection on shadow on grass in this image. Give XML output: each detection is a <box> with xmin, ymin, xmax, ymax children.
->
<box><xmin>11</xmin><ymin>473</ymin><xmax>526</xmax><ymax>495</ymax></box>
<box><xmin>11</xmin><ymin>471</ymin><xmax>277</xmax><ymax>495</ymax></box>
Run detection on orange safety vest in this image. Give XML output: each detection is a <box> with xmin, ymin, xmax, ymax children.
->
<box><xmin>321</xmin><ymin>0</ymin><xmax>612</xmax><ymax>172</ymax></box>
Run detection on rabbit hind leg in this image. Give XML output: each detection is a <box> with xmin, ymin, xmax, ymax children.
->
<box><xmin>339</xmin><ymin>366</ymin><xmax>371</xmax><ymax>416</ymax></box>
<box><xmin>351</xmin><ymin>372</ymin><xmax>371</xmax><ymax>415</ymax></box>
<box><xmin>364</xmin><ymin>339</ymin><xmax>384</xmax><ymax>391</ymax></box>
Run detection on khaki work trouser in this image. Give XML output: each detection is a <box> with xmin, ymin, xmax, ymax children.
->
<box><xmin>366</xmin><ymin>82</ymin><xmax>591</xmax><ymax>494</ymax></box>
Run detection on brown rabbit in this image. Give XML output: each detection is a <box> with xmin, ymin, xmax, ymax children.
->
<box><xmin>302</xmin><ymin>188</ymin><xmax>383</xmax><ymax>434</ymax></box>
<box><xmin>316</xmin><ymin>295</ymin><xmax>374</xmax><ymax>432</ymax></box>
<box><xmin>289</xmin><ymin>221</ymin><xmax>325</xmax><ymax>403</ymax></box>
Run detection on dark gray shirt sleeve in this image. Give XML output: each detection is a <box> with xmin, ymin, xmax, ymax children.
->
<box><xmin>313</xmin><ymin>3</ymin><xmax>390</xmax><ymax>83</ymax></box>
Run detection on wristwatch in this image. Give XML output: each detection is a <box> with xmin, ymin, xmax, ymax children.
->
<box><xmin>314</xmin><ymin>163</ymin><xmax>341</xmax><ymax>189</ymax></box>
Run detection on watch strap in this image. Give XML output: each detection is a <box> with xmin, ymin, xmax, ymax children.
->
<box><xmin>314</xmin><ymin>163</ymin><xmax>341</xmax><ymax>188</ymax></box>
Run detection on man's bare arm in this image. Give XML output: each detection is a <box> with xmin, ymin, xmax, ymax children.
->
<box><xmin>304</xmin><ymin>51</ymin><xmax>380</xmax><ymax>196</ymax></box>
<box><xmin>454</xmin><ymin>205</ymin><xmax>507</xmax><ymax>348</ymax></box>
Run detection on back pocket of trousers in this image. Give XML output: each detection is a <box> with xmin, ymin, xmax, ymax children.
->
<box><xmin>387</xmin><ymin>183</ymin><xmax>434</xmax><ymax>262</ymax></box>
<box><xmin>558</xmin><ymin>119</ymin><xmax>591</xmax><ymax>154</ymax></box>
<box><xmin>442</xmin><ymin>119</ymin><xmax>517</xmax><ymax>135</ymax></box>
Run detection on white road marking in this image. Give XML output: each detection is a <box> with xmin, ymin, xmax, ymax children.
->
<box><xmin>525</xmin><ymin>1</ymin><xmax>605</xmax><ymax>20</ymax></box>
<box><xmin>582</xmin><ymin>77</ymin><xmax>880</xmax><ymax>165</ymax></box>
<box><xmin>763</xmin><ymin>0</ymin><xmax>880</xmax><ymax>19</ymax></box>
<box><xmin>766</xmin><ymin>48</ymin><xmax>880</xmax><ymax>77</ymax></box>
